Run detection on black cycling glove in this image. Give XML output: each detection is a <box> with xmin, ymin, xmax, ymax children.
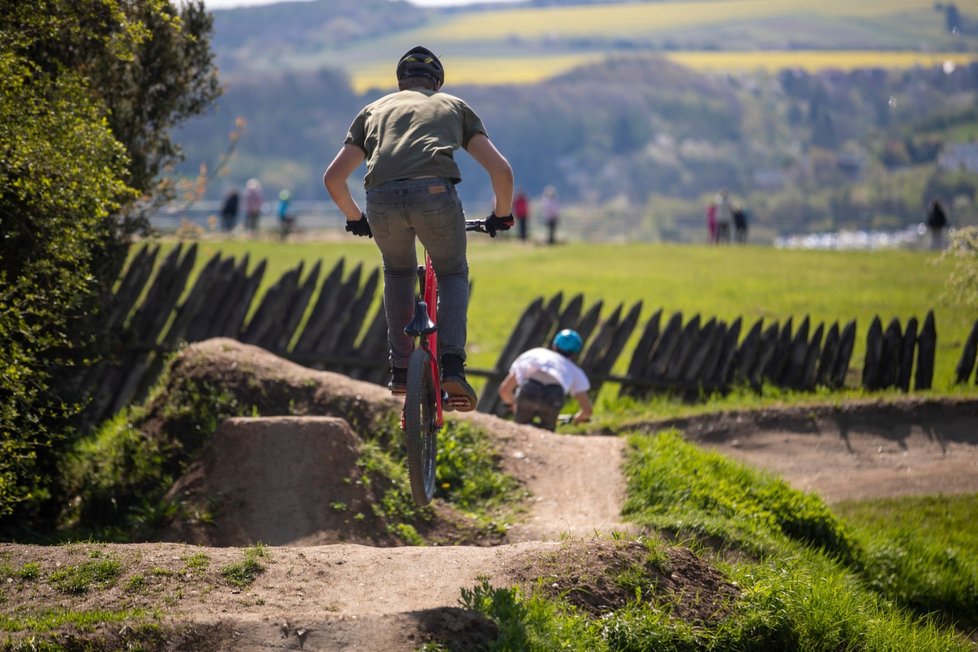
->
<box><xmin>485</xmin><ymin>212</ymin><xmax>514</xmax><ymax>238</ymax></box>
<box><xmin>345</xmin><ymin>213</ymin><xmax>372</xmax><ymax>238</ymax></box>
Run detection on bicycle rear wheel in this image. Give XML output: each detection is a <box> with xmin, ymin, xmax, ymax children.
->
<box><xmin>404</xmin><ymin>348</ymin><xmax>438</xmax><ymax>506</ymax></box>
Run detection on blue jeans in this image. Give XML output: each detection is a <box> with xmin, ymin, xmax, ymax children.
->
<box><xmin>366</xmin><ymin>178</ymin><xmax>469</xmax><ymax>369</ymax></box>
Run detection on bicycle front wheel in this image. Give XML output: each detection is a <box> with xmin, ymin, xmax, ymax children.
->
<box><xmin>404</xmin><ymin>348</ymin><xmax>438</xmax><ymax>506</ymax></box>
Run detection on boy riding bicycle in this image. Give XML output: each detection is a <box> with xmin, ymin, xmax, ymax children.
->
<box><xmin>323</xmin><ymin>46</ymin><xmax>515</xmax><ymax>412</ymax></box>
<box><xmin>498</xmin><ymin>329</ymin><xmax>593</xmax><ymax>430</ymax></box>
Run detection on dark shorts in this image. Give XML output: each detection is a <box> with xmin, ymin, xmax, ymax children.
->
<box><xmin>514</xmin><ymin>379</ymin><xmax>565</xmax><ymax>431</ymax></box>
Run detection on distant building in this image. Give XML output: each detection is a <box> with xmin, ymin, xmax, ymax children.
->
<box><xmin>937</xmin><ymin>142</ymin><xmax>978</xmax><ymax>173</ymax></box>
<box><xmin>752</xmin><ymin>169</ymin><xmax>786</xmax><ymax>190</ymax></box>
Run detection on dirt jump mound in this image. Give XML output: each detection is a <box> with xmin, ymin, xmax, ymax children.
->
<box><xmin>161</xmin><ymin>416</ymin><xmax>393</xmax><ymax>547</ymax></box>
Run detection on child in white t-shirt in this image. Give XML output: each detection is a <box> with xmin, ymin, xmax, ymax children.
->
<box><xmin>498</xmin><ymin>329</ymin><xmax>592</xmax><ymax>430</ymax></box>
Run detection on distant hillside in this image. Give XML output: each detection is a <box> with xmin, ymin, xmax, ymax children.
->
<box><xmin>211</xmin><ymin>0</ymin><xmax>971</xmax><ymax>84</ymax></box>
<box><xmin>175</xmin><ymin>0</ymin><xmax>978</xmax><ymax>241</ymax></box>
<box><xmin>211</xmin><ymin>0</ymin><xmax>429</xmax><ymax>74</ymax></box>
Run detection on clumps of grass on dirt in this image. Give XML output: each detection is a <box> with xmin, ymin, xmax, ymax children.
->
<box><xmin>0</xmin><ymin>608</ymin><xmax>152</xmax><ymax>634</ymax></box>
<box><xmin>183</xmin><ymin>551</ymin><xmax>210</xmax><ymax>574</ymax></box>
<box><xmin>452</xmin><ymin>537</ymin><xmax>743</xmax><ymax>651</ymax></box>
<box><xmin>355</xmin><ymin>415</ymin><xmax>525</xmax><ymax>545</ymax></box>
<box><xmin>0</xmin><ymin>562</ymin><xmax>40</xmax><ymax>582</ymax></box>
<box><xmin>454</xmin><ymin>536</ymin><xmax>969</xmax><ymax>651</ymax></box>
<box><xmin>435</xmin><ymin>421</ymin><xmax>526</xmax><ymax>512</ymax></box>
<box><xmin>1</xmin><ymin>611</ymin><xmax>164</xmax><ymax>652</ymax></box>
<box><xmin>220</xmin><ymin>543</ymin><xmax>268</xmax><ymax>587</ymax></box>
<box><xmin>47</xmin><ymin>551</ymin><xmax>123</xmax><ymax>595</ymax></box>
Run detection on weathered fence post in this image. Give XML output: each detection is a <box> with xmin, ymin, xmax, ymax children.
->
<box><xmin>954</xmin><ymin>319</ymin><xmax>978</xmax><ymax>384</ymax></box>
<box><xmin>862</xmin><ymin>316</ymin><xmax>883</xmax><ymax>390</ymax></box>
<box><xmin>619</xmin><ymin>308</ymin><xmax>662</xmax><ymax>398</ymax></box>
<box><xmin>915</xmin><ymin>311</ymin><xmax>936</xmax><ymax>390</ymax></box>
<box><xmin>897</xmin><ymin>317</ymin><xmax>918</xmax><ymax>392</ymax></box>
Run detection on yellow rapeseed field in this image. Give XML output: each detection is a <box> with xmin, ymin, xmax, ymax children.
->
<box><xmin>349</xmin><ymin>51</ymin><xmax>977</xmax><ymax>93</ymax></box>
<box><xmin>668</xmin><ymin>51</ymin><xmax>978</xmax><ymax>74</ymax></box>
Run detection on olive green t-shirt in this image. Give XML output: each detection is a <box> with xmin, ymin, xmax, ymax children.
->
<box><xmin>344</xmin><ymin>88</ymin><xmax>487</xmax><ymax>191</ymax></box>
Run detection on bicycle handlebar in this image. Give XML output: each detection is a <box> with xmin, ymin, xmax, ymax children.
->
<box><xmin>465</xmin><ymin>219</ymin><xmax>489</xmax><ymax>234</ymax></box>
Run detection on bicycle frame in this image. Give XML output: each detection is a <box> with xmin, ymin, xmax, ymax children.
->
<box><xmin>421</xmin><ymin>251</ymin><xmax>444</xmax><ymax>428</ymax></box>
<box><xmin>400</xmin><ymin>218</ymin><xmax>490</xmax><ymax>505</ymax></box>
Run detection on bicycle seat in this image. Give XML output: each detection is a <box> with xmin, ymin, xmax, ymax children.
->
<box><xmin>404</xmin><ymin>300</ymin><xmax>437</xmax><ymax>336</ymax></box>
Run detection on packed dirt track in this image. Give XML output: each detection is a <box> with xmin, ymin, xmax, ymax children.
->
<box><xmin>2</xmin><ymin>340</ymin><xmax>977</xmax><ymax>650</ymax></box>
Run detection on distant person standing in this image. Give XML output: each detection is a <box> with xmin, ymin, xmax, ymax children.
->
<box><xmin>714</xmin><ymin>189</ymin><xmax>733</xmax><ymax>244</ymax></box>
<box><xmin>541</xmin><ymin>185</ymin><xmax>559</xmax><ymax>245</ymax></box>
<box><xmin>277</xmin><ymin>189</ymin><xmax>296</xmax><ymax>239</ymax></box>
<box><xmin>513</xmin><ymin>189</ymin><xmax>530</xmax><ymax>242</ymax></box>
<box><xmin>733</xmin><ymin>204</ymin><xmax>749</xmax><ymax>243</ymax></box>
<box><xmin>220</xmin><ymin>186</ymin><xmax>240</xmax><ymax>233</ymax></box>
<box><xmin>926</xmin><ymin>199</ymin><xmax>948</xmax><ymax>250</ymax></box>
<box><xmin>244</xmin><ymin>178</ymin><xmax>263</xmax><ymax>234</ymax></box>
<box><xmin>705</xmin><ymin>200</ymin><xmax>717</xmax><ymax>243</ymax></box>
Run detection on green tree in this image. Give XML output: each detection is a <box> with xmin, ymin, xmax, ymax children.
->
<box><xmin>939</xmin><ymin>226</ymin><xmax>978</xmax><ymax>311</ymax></box>
<box><xmin>0</xmin><ymin>1</ymin><xmax>219</xmax><ymax>528</ymax></box>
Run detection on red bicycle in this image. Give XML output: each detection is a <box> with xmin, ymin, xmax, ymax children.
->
<box><xmin>402</xmin><ymin>218</ymin><xmax>490</xmax><ymax>506</ymax></box>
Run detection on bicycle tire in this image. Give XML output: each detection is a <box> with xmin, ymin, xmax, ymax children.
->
<box><xmin>404</xmin><ymin>348</ymin><xmax>438</xmax><ymax>506</ymax></box>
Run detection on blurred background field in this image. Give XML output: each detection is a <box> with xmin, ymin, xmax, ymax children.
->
<box><xmin>143</xmin><ymin>233</ymin><xmax>976</xmax><ymax>398</ymax></box>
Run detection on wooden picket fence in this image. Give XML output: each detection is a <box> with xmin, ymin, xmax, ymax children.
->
<box><xmin>82</xmin><ymin>243</ymin><xmax>975</xmax><ymax>424</ymax></box>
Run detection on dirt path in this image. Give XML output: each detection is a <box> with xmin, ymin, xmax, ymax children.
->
<box><xmin>650</xmin><ymin>397</ymin><xmax>978</xmax><ymax>503</ymax></box>
<box><xmin>2</xmin><ymin>413</ymin><xmax>636</xmax><ymax>651</ymax></box>
<box><xmin>462</xmin><ymin>413</ymin><xmax>635</xmax><ymax>541</ymax></box>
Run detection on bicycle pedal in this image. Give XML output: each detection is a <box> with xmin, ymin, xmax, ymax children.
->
<box><xmin>445</xmin><ymin>395</ymin><xmax>475</xmax><ymax>412</ymax></box>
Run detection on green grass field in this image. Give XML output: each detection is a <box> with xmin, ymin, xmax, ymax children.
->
<box><xmin>141</xmin><ymin>235</ymin><xmax>977</xmax><ymax>398</ymax></box>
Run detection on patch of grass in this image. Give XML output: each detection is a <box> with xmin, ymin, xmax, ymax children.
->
<box><xmin>124</xmin><ymin>574</ymin><xmax>146</xmax><ymax>592</ymax></box>
<box><xmin>17</xmin><ymin>563</ymin><xmax>40</xmax><ymax>581</ymax></box>
<box><xmin>435</xmin><ymin>420</ymin><xmax>528</xmax><ymax>516</ymax></box>
<box><xmin>183</xmin><ymin>552</ymin><xmax>210</xmax><ymax>574</ymax></box>
<box><xmin>0</xmin><ymin>562</ymin><xmax>41</xmax><ymax>582</ymax></box>
<box><xmin>220</xmin><ymin>543</ymin><xmax>268</xmax><ymax>588</ymax></box>
<box><xmin>356</xmin><ymin>437</ymin><xmax>432</xmax><ymax>536</ymax></box>
<box><xmin>47</xmin><ymin>558</ymin><xmax>123</xmax><ymax>595</ymax></box>
<box><xmin>611</xmin><ymin>429</ymin><xmax>974</xmax><ymax>649</ymax></box>
<box><xmin>460</xmin><ymin>578</ymin><xmax>593</xmax><ymax>651</ymax></box>
<box><xmin>0</xmin><ymin>608</ymin><xmax>149</xmax><ymax>633</ymax></box>
<box><xmin>622</xmin><ymin>429</ymin><xmax>855</xmax><ymax>559</ymax></box>
<box><xmin>835</xmin><ymin>494</ymin><xmax>978</xmax><ymax>628</ymax></box>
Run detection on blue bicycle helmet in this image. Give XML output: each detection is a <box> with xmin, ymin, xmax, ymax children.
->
<box><xmin>552</xmin><ymin>329</ymin><xmax>583</xmax><ymax>356</ymax></box>
<box><xmin>396</xmin><ymin>46</ymin><xmax>445</xmax><ymax>86</ymax></box>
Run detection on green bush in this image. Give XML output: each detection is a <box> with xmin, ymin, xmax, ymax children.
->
<box><xmin>0</xmin><ymin>0</ymin><xmax>219</xmax><ymax>532</ymax></box>
<box><xmin>0</xmin><ymin>50</ymin><xmax>134</xmax><ymax>524</ymax></box>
